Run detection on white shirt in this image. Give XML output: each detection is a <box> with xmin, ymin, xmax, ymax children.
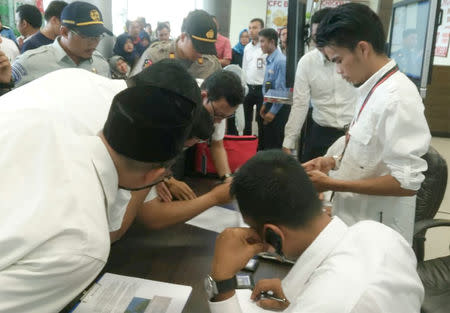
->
<box><xmin>0</xmin><ymin>102</ymin><xmax>117</xmax><ymax>312</ymax></box>
<box><xmin>325</xmin><ymin>60</ymin><xmax>431</xmax><ymax>244</ymax></box>
<box><xmin>283</xmin><ymin>49</ymin><xmax>357</xmax><ymax>149</ymax></box>
<box><xmin>212</xmin><ymin>119</ymin><xmax>226</xmax><ymax>141</ymax></box>
<box><xmin>209</xmin><ymin>217</ymin><xmax>424</xmax><ymax>313</ymax></box>
<box><xmin>242</xmin><ymin>41</ymin><xmax>266</xmax><ymax>85</ymax></box>
<box><xmin>0</xmin><ymin>35</ymin><xmax>19</xmax><ymax>62</ymax></box>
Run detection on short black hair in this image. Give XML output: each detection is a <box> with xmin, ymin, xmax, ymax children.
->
<box><xmin>231</xmin><ymin>150</ymin><xmax>322</xmax><ymax>228</ymax></box>
<box><xmin>250</xmin><ymin>18</ymin><xmax>264</xmax><ymax>28</ymax></box>
<box><xmin>44</xmin><ymin>1</ymin><xmax>67</xmax><ymax>21</ymax></box>
<box><xmin>259</xmin><ymin>28</ymin><xmax>278</xmax><ymax>47</ymax></box>
<box><xmin>201</xmin><ymin>70</ymin><xmax>244</xmax><ymax>108</ymax></box>
<box><xmin>310</xmin><ymin>7</ymin><xmax>332</xmax><ymax>25</ymax></box>
<box><xmin>189</xmin><ymin>106</ymin><xmax>214</xmax><ymax>140</ymax></box>
<box><xmin>16</xmin><ymin>4</ymin><xmax>42</xmax><ymax>29</ymax></box>
<box><xmin>156</xmin><ymin>22</ymin><xmax>170</xmax><ymax>32</ymax></box>
<box><xmin>315</xmin><ymin>3</ymin><xmax>386</xmax><ymax>54</ymax></box>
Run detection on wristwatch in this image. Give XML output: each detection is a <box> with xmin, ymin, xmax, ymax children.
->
<box><xmin>220</xmin><ymin>173</ymin><xmax>232</xmax><ymax>181</ymax></box>
<box><xmin>204</xmin><ymin>275</ymin><xmax>237</xmax><ymax>300</ymax></box>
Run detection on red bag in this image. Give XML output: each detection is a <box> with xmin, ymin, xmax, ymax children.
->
<box><xmin>194</xmin><ymin>135</ymin><xmax>258</xmax><ymax>175</ymax></box>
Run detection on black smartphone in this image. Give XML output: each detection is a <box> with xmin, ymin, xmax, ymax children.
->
<box><xmin>265</xmin><ymin>228</ymin><xmax>283</xmax><ymax>256</ymax></box>
<box><xmin>236</xmin><ymin>273</ymin><xmax>255</xmax><ymax>289</ymax></box>
<box><xmin>244</xmin><ymin>257</ymin><xmax>259</xmax><ymax>272</ymax></box>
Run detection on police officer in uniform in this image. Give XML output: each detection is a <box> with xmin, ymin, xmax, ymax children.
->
<box><xmin>130</xmin><ymin>10</ymin><xmax>221</xmax><ymax>79</ymax></box>
<box><xmin>11</xmin><ymin>1</ymin><xmax>112</xmax><ymax>88</ymax></box>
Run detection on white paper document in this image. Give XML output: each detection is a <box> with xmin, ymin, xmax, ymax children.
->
<box><xmin>186</xmin><ymin>205</ymin><xmax>248</xmax><ymax>233</ymax></box>
<box><xmin>72</xmin><ymin>273</ymin><xmax>191</xmax><ymax>313</ymax></box>
<box><xmin>236</xmin><ymin>289</ymin><xmax>271</xmax><ymax>312</ymax></box>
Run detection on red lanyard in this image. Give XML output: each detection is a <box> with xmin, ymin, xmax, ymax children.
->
<box><xmin>341</xmin><ymin>65</ymin><xmax>399</xmax><ymax>157</ymax></box>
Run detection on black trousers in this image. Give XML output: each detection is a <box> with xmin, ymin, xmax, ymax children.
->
<box><xmin>259</xmin><ymin>104</ymin><xmax>291</xmax><ymax>150</ymax></box>
<box><xmin>243</xmin><ymin>85</ymin><xmax>263</xmax><ymax>136</ymax></box>
<box><xmin>301</xmin><ymin>118</ymin><xmax>345</xmax><ymax>162</ymax></box>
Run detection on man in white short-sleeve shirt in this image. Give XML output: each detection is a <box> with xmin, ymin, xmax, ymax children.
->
<box><xmin>304</xmin><ymin>3</ymin><xmax>430</xmax><ymax>244</ymax></box>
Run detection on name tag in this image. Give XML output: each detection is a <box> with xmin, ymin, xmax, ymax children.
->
<box><xmin>257</xmin><ymin>58</ymin><xmax>264</xmax><ymax>69</ymax></box>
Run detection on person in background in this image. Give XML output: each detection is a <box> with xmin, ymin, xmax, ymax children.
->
<box><xmin>109</xmin><ymin>55</ymin><xmax>130</xmax><ymax>79</ymax></box>
<box><xmin>15</xmin><ymin>4</ymin><xmax>42</xmax><ymax>52</ymax></box>
<box><xmin>231</xmin><ymin>28</ymin><xmax>249</xmax><ymax>68</ymax></box>
<box><xmin>22</xmin><ymin>1</ymin><xmax>67</xmax><ymax>53</ymax></box>
<box><xmin>212</xmin><ymin>16</ymin><xmax>232</xmax><ymax>67</ymax></box>
<box><xmin>282</xmin><ymin>8</ymin><xmax>357</xmax><ymax>162</ymax></box>
<box><xmin>206</xmin><ymin>150</ymin><xmax>423</xmax><ymax>313</ymax></box>
<box><xmin>242</xmin><ymin>18</ymin><xmax>266</xmax><ymax>136</ymax></box>
<box><xmin>144</xmin><ymin>23</ymin><xmax>155</xmax><ymax>41</ymax></box>
<box><xmin>11</xmin><ymin>1</ymin><xmax>112</xmax><ymax>88</ymax></box>
<box><xmin>279</xmin><ymin>26</ymin><xmax>287</xmax><ymax>55</ymax></box>
<box><xmin>156</xmin><ymin>22</ymin><xmax>171</xmax><ymax>42</ymax></box>
<box><xmin>139</xmin><ymin>31</ymin><xmax>151</xmax><ymax>50</ymax></box>
<box><xmin>258</xmin><ymin>28</ymin><xmax>290</xmax><ymax>150</ymax></box>
<box><xmin>305</xmin><ymin>3</ymin><xmax>431</xmax><ymax>243</ymax></box>
<box><xmin>113</xmin><ymin>33</ymin><xmax>139</xmax><ymax>67</ymax></box>
<box><xmin>0</xmin><ymin>35</ymin><xmax>19</xmax><ymax>62</ymax></box>
<box><xmin>126</xmin><ymin>19</ymin><xmax>141</xmax><ymax>51</ymax></box>
<box><xmin>0</xmin><ymin>17</ymin><xmax>17</xmax><ymax>42</ymax></box>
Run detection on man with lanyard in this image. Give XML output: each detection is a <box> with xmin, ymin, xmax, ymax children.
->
<box><xmin>258</xmin><ymin>28</ymin><xmax>290</xmax><ymax>150</ymax></box>
<box><xmin>130</xmin><ymin>10</ymin><xmax>221</xmax><ymax>79</ymax></box>
<box><xmin>242</xmin><ymin>17</ymin><xmax>266</xmax><ymax>136</ymax></box>
<box><xmin>303</xmin><ymin>3</ymin><xmax>430</xmax><ymax>244</ymax></box>
<box><xmin>11</xmin><ymin>1</ymin><xmax>111</xmax><ymax>88</ymax></box>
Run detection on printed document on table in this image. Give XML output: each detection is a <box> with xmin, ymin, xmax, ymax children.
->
<box><xmin>186</xmin><ymin>205</ymin><xmax>248</xmax><ymax>233</ymax></box>
<box><xmin>72</xmin><ymin>273</ymin><xmax>191</xmax><ymax>313</ymax></box>
<box><xmin>236</xmin><ymin>289</ymin><xmax>271</xmax><ymax>312</ymax></box>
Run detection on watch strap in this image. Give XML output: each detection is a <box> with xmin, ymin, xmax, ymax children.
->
<box><xmin>215</xmin><ymin>276</ymin><xmax>237</xmax><ymax>293</ymax></box>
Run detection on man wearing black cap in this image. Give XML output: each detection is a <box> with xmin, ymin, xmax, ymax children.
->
<box><xmin>0</xmin><ymin>60</ymin><xmax>198</xmax><ymax>311</ymax></box>
<box><xmin>10</xmin><ymin>1</ymin><xmax>112</xmax><ymax>87</ymax></box>
<box><xmin>130</xmin><ymin>9</ymin><xmax>221</xmax><ymax>79</ymax></box>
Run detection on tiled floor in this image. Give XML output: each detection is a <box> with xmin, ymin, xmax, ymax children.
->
<box><xmin>425</xmin><ymin>137</ymin><xmax>450</xmax><ymax>260</ymax></box>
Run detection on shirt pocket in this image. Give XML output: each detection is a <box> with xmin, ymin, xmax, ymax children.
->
<box><xmin>348</xmin><ymin>116</ymin><xmax>379</xmax><ymax>168</ymax></box>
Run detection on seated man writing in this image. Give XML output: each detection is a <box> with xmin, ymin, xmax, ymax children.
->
<box><xmin>207</xmin><ymin>150</ymin><xmax>423</xmax><ymax>313</ymax></box>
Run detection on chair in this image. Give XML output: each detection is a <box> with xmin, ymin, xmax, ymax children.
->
<box><xmin>413</xmin><ymin>146</ymin><xmax>450</xmax><ymax>313</ymax></box>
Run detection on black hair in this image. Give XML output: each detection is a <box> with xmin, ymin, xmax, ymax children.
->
<box><xmin>189</xmin><ymin>106</ymin><xmax>214</xmax><ymax>140</ymax></box>
<box><xmin>250</xmin><ymin>18</ymin><xmax>264</xmax><ymax>28</ymax></box>
<box><xmin>259</xmin><ymin>28</ymin><xmax>278</xmax><ymax>47</ymax></box>
<box><xmin>315</xmin><ymin>3</ymin><xmax>386</xmax><ymax>54</ymax></box>
<box><xmin>403</xmin><ymin>28</ymin><xmax>417</xmax><ymax>39</ymax></box>
<box><xmin>44</xmin><ymin>1</ymin><xmax>67</xmax><ymax>21</ymax></box>
<box><xmin>156</xmin><ymin>22</ymin><xmax>170</xmax><ymax>32</ymax></box>
<box><xmin>201</xmin><ymin>70</ymin><xmax>244</xmax><ymax>108</ymax></box>
<box><xmin>310</xmin><ymin>7</ymin><xmax>332</xmax><ymax>25</ymax></box>
<box><xmin>16</xmin><ymin>4</ymin><xmax>42</xmax><ymax>29</ymax></box>
<box><xmin>231</xmin><ymin>150</ymin><xmax>322</xmax><ymax>228</ymax></box>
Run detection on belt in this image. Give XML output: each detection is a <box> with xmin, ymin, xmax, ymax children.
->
<box><xmin>247</xmin><ymin>84</ymin><xmax>262</xmax><ymax>89</ymax></box>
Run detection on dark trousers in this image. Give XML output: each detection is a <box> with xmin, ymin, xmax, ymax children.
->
<box><xmin>259</xmin><ymin>104</ymin><xmax>291</xmax><ymax>150</ymax></box>
<box><xmin>243</xmin><ymin>85</ymin><xmax>263</xmax><ymax>136</ymax></box>
<box><xmin>301</xmin><ymin>118</ymin><xmax>345</xmax><ymax>162</ymax></box>
<box><xmin>226</xmin><ymin>117</ymin><xmax>238</xmax><ymax>135</ymax></box>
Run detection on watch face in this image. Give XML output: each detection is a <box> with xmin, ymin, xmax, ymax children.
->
<box><xmin>204</xmin><ymin>276</ymin><xmax>215</xmax><ymax>299</ymax></box>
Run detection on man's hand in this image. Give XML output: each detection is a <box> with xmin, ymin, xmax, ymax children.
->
<box><xmin>0</xmin><ymin>50</ymin><xmax>12</xmax><ymax>84</ymax></box>
<box><xmin>251</xmin><ymin>278</ymin><xmax>290</xmax><ymax>311</ymax></box>
<box><xmin>302</xmin><ymin>156</ymin><xmax>335</xmax><ymax>174</ymax></box>
<box><xmin>282</xmin><ymin>147</ymin><xmax>292</xmax><ymax>155</ymax></box>
<box><xmin>308</xmin><ymin>170</ymin><xmax>333</xmax><ymax>192</ymax></box>
<box><xmin>166</xmin><ymin>177</ymin><xmax>196</xmax><ymax>200</ymax></box>
<box><xmin>211</xmin><ymin>228</ymin><xmax>265</xmax><ymax>281</ymax></box>
<box><xmin>209</xmin><ymin>182</ymin><xmax>232</xmax><ymax>205</ymax></box>
<box><xmin>263</xmin><ymin>112</ymin><xmax>275</xmax><ymax>125</ymax></box>
<box><xmin>156</xmin><ymin>182</ymin><xmax>173</xmax><ymax>202</ymax></box>
<box><xmin>259</xmin><ymin>104</ymin><xmax>266</xmax><ymax>119</ymax></box>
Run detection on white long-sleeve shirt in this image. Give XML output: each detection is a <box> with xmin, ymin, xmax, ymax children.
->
<box><xmin>242</xmin><ymin>41</ymin><xmax>266</xmax><ymax>85</ymax></box>
<box><xmin>209</xmin><ymin>217</ymin><xmax>424</xmax><ymax>313</ymax></box>
<box><xmin>283</xmin><ymin>49</ymin><xmax>357</xmax><ymax>149</ymax></box>
<box><xmin>326</xmin><ymin>60</ymin><xmax>431</xmax><ymax>243</ymax></box>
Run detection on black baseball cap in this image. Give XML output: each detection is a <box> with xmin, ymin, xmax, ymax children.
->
<box><xmin>61</xmin><ymin>1</ymin><xmax>113</xmax><ymax>37</ymax></box>
<box><xmin>182</xmin><ymin>10</ymin><xmax>217</xmax><ymax>55</ymax></box>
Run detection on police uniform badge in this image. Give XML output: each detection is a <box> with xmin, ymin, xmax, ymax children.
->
<box><xmin>90</xmin><ymin>10</ymin><xmax>100</xmax><ymax>21</ymax></box>
<box><xmin>144</xmin><ymin>58</ymin><xmax>153</xmax><ymax>68</ymax></box>
<box><xmin>197</xmin><ymin>57</ymin><xmax>203</xmax><ymax>64</ymax></box>
<box><xmin>169</xmin><ymin>52</ymin><xmax>175</xmax><ymax>59</ymax></box>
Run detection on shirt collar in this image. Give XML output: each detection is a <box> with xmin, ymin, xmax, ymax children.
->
<box><xmin>316</xmin><ymin>48</ymin><xmax>329</xmax><ymax>64</ymax></box>
<box><xmin>88</xmin><ymin>136</ymin><xmax>119</xmax><ymax>212</ymax></box>
<box><xmin>358</xmin><ymin>59</ymin><xmax>397</xmax><ymax>99</ymax></box>
<box><xmin>282</xmin><ymin>217</ymin><xmax>348</xmax><ymax>300</ymax></box>
<box><xmin>266</xmin><ymin>48</ymin><xmax>280</xmax><ymax>64</ymax></box>
<box><xmin>53</xmin><ymin>36</ymin><xmax>94</xmax><ymax>64</ymax></box>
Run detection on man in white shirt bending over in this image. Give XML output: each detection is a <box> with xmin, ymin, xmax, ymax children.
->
<box><xmin>242</xmin><ymin>17</ymin><xmax>266</xmax><ymax>140</ymax></box>
<box><xmin>283</xmin><ymin>8</ymin><xmax>357</xmax><ymax>162</ymax></box>
<box><xmin>206</xmin><ymin>150</ymin><xmax>423</xmax><ymax>313</ymax></box>
<box><xmin>304</xmin><ymin>3</ymin><xmax>431</xmax><ymax>244</ymax></box>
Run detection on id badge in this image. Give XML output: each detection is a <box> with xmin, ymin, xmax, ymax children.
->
<box><xmin>257</xmin><ymin>58</ymin><xmax>263</xmax><ymax>69</ymax></box>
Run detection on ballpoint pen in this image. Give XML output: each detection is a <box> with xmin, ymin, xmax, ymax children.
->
<box><xmin>259</xmin><ymin>290</ymin><xmax>288</xmax><ymax>303</ymax></box>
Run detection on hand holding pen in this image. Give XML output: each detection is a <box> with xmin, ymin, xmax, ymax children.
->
<box><xmin>251</xmin><ymin>278</ymin><xmax>290</xmax><ymax>310</ymax></box>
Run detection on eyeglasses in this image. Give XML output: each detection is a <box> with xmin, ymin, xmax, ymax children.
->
<box><xmin>70</xmin><ymin>29</ymin><xmax>104</xmax><ymax>42</ymax></box>
<box><xmin>208</xmin><ymin>100</ymin><xmax>235</xmax><ymax>120</ymax></box>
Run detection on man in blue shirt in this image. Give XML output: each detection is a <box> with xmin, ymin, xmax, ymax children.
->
<box><xmin>258</xmin><ymin>28</ymin><xmax>290</xmax><ymax>150</ymax></box>
<box><xmin>0</xmin><ymin>17</ymin><xmax>17</xmax><ymax>42</ymax></box>
<box><xmin>22</xmin><ymin>1</ymin><xmax>68</xmax><ymax>53</ymax></box>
